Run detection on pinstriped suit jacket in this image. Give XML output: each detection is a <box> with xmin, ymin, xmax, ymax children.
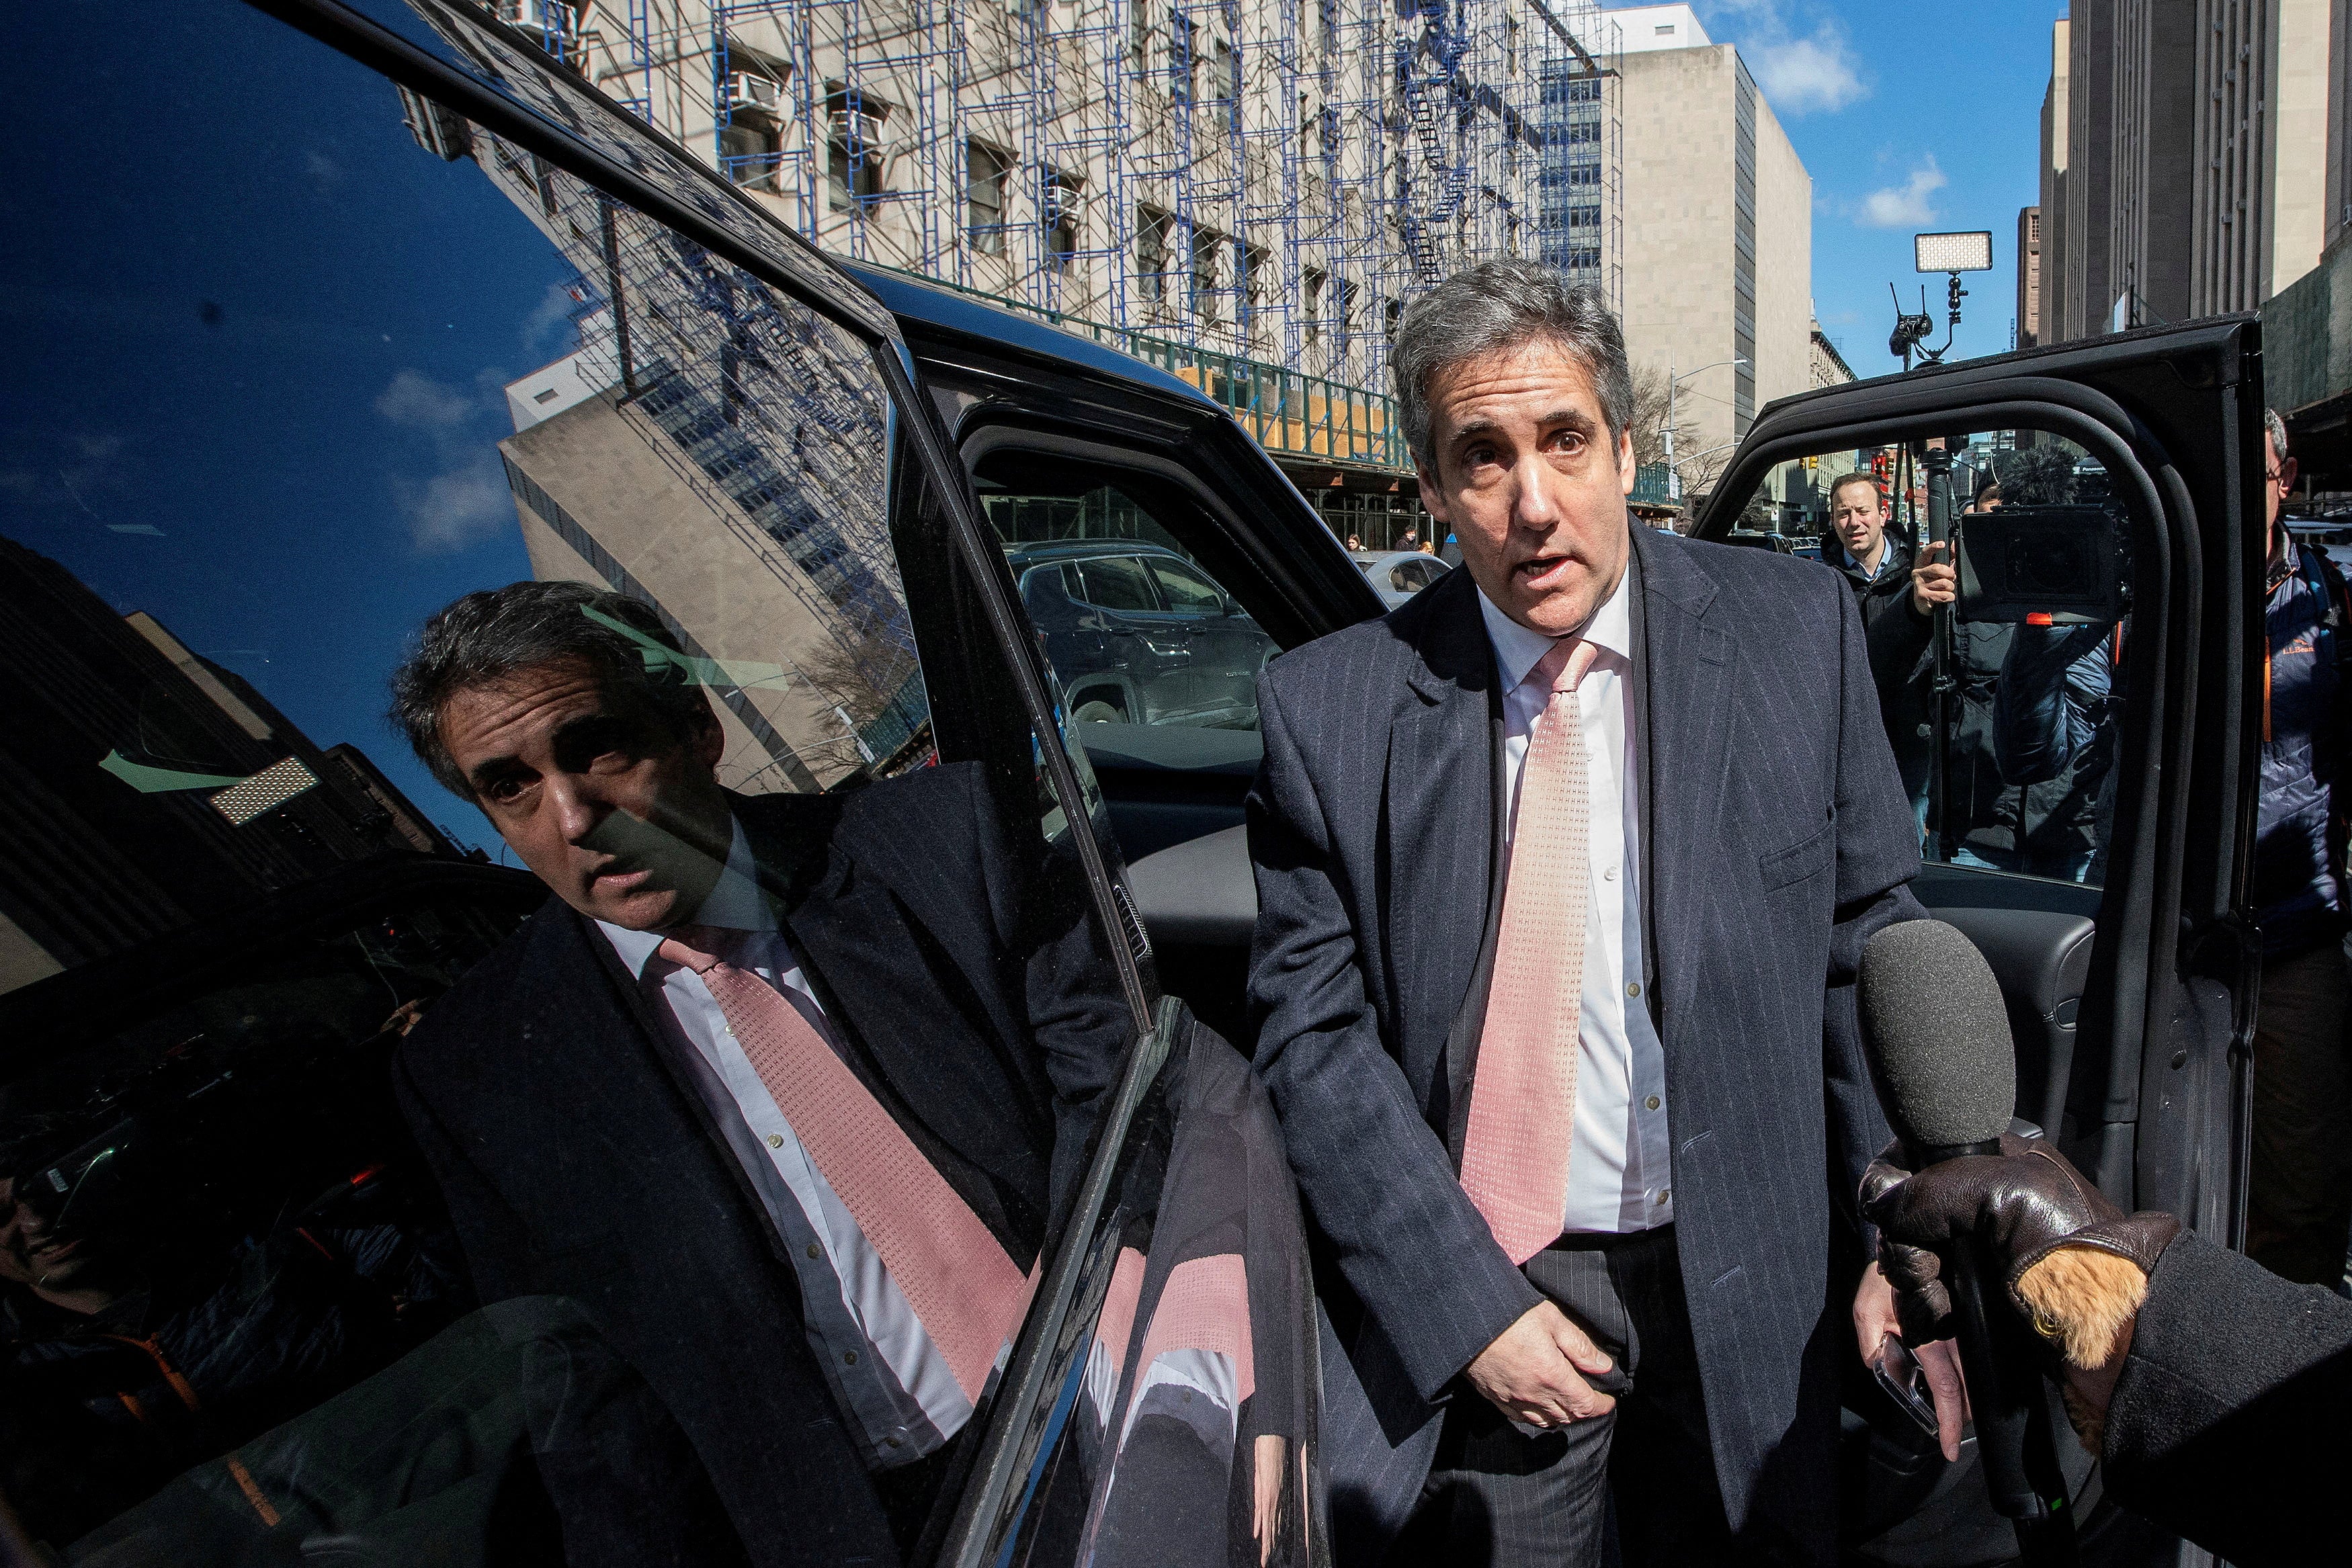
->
<box><xmin>1245</xmin><ymin>517</ymin><xmax>1922</xmax><ymax>1550</ymax></box>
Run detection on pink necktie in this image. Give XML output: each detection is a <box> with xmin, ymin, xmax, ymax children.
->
<box><xmin>658</xmin><ymin>926</ymin><xmax>1032</xmax><ymax>1401</ymax></box>
<box><xmin>1458</xmin><ymin>637</ymin><xmax>1600</xmax><ymax>1265</ymax></box>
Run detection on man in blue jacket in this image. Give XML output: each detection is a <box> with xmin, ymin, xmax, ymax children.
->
<box><xmin>2244</xmin><ymin>407</ymin><xmax>2352</xmax><ymax>1285</ymax></box>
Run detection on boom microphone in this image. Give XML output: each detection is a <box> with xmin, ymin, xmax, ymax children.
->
<box><xmin>1858</xmin><ymin>919</ymin><xmax>2077</xmax><ymax>1566</ymax></box>
<box><xmin>1857</xmin><ymin>917</ymin><xmax>2015</xmax><ymax>1162</ymax></box>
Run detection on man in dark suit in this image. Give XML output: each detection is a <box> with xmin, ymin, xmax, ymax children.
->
<box><xmin>385</xmin><ymin>581</ymin><xmax>1127</xmax><ymax>1567</ymax></box>
<box><xmin>1247</xmin><ymin>260</ymin><xmax>1960</xmax><ymax>1565</ymax></box>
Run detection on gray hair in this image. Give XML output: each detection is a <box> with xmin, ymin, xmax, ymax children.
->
<box><xmin>1390</xmin><ymin>259</ymin><xmax>1635</xmax><ymax>476</ymax></box>
<box><xmin>2265</xmin><ymin>406</ymin><xmax>2290</xmax><ymax>462</ymax></box>
<box><xmin>389</xmin><ymin>580</ymin><xmax>711</xmax><ymax>797</ymax></box>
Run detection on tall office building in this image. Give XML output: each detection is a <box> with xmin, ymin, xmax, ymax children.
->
<box><xmin>1609</xmin><ymin>3</ymin><xmax>1814</xmax><ymax>487</ymax></box>
<box><xmin>2038</xmin><ymin>1</ymin><xmax>2334</xmax><ymax>340</ymax></box>
<box><xmin>0</xmin><ymin>535</ymin><xmax>451</xmax><ymax>994</ymax></box>
<box><xmin>2017</xmin><ymin>206</ymin><xmax>2042</xmax><ymax>349</ymax></box>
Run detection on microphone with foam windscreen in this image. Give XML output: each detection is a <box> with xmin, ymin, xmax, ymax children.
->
<box><xmin>1859</xmin><ymin>920</ymin><xmax>2078</xmax><ymax>1566</ymax></box>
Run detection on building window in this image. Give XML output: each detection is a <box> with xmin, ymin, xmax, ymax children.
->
<box><xmin>1138</xmin><ymin>206</ymin><xmax>1171</xmax><ymax>303</ymax></box>
<box><xmin>1173</xmin><ymin>17</ymin><xmax>1196</xmax><ymax>103</ymax></box>
<box><xmin>1303</xmin><ymin>267</ymin><xmax>1325</xmax><ymax>345</ymax></box>
<box><xmin>827</xmin><ymin>90</ymin><xmax>884</xmax><ymax>212</ymax></box>
<box><xmin>1190</xmin><ymin>226</ymin><xmax>1225</xmax><ymax>320</ymax></box>
<box><xmin>1384</xmin><ymin>296</ymin><xmax>1401</xmax><ymax>338</ymax></box>
<box><xmin>1130</xmin><ymin>1</ymin><xmax>1152</xmax><ymax>67</ymax></box>
<box><xmin>1242</xmin><ymin>241</ymin><xmax>1268</xmax><ymax>320</ymax></box>
<box><xmin>718</xmin><ymin>122</ymin><xmax>780</xmax><ymax>192</ymax></box>
<box><xmin>1212</xmin><ymin>39</ymin><xmax>1238</xmax><ymax>123</ymax></box>
<box><xmin>966</xmin><ymin>140</ymin><xmax>1009</xmax><ymax>254</ymax></box>
<box><xmin>1044</xmin><ymin>172</ymin><xmax>1082</xmax><ymax>269</ymax></box>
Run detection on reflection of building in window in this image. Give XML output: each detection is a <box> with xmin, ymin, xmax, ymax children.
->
<box><xmin>0</xmin><ymin>535</ymin><xmax>455</xmax><ymax>995</ymax></box>
<box><xmin>463</xmin><ymin>116</ymin><xmax>926</xmax><ymax>791</ymax></box>
<box><xmin>967</xmin><ymin>140</ymin><xmax>1010</xmax><ymax>254</ymax></box>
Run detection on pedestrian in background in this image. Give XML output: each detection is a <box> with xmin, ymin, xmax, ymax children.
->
<box><xmin>2244</xmin><ymin>406</ymin><xmax>2352</xmax><ymax>1287</ymax></box>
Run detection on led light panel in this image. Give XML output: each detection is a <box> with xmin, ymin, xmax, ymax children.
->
<box><xmin>1915</xmin><ymin>230</ymin><xmax>1994</xmax><ymax>273</ymax></box>
<box><xmin>211</xmin><ymin>756</ymin><xmax>319</xmax><ymax>825</ymax></box>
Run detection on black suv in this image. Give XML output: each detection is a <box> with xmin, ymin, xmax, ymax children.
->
<box><xmin>0</xmin><ymin>2</ymin><xmax>2265</xmax><ymax>1565</ymax></box>
<box><xmin>1008</xmin><ymin>539</ymin><xmax>1274</xmax><ymax>730</ymax></box>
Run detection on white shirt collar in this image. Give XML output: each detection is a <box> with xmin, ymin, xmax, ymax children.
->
<box><xmin>1475</xmin><ymin>562</ymin><xmax>1635</xmax><ymax>699</ymax></box>
<box><xmin>597</xmin><ymin>815</ymin><xmax>775</xmax><ymax>978</ymax></box>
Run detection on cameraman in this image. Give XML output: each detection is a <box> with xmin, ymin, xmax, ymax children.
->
<box><xmin>1864</xmin><ymin>1137</ymin><xmax>2352</xmax><ymax>1567</ymax></box>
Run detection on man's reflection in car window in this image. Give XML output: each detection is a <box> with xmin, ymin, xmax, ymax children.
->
<box><xmin>0</xmin><ymin>1</ymin><xmax>1142</xmax><ymax>1553</ymax></box>
<box><xmin>385</xmin><ymin>582</ymin><xmax>1128</xmax><ymax>1554</ymax></box>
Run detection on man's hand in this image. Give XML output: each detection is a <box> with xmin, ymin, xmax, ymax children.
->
<box><xmin>1855</xmin><ymin>1262</ymin><xmax>1970</xmax><ymax>1461</ymax></box>
<box><xmin>1910</xmin><ymin>540</ymin><xmax>1958</xmax><ymax>615</ymax></box>
<box><xmin>1464</xmin><ymin>1301</ymin><xmax>1615</xmax><ymax>1428</ymax></box>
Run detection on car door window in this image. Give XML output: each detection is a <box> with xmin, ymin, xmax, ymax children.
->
<box><xmin>1</xmin><ymin>3</ymin><xmax>1139</xmax><ymax>1559</ymax></box>
<box><xmin>1731</xmin><ymin>429</ymin><xmax>2132</xmax><ymax>889</ymax></box>
<box><xmin>1147</xmin><ymin>558</ymin><xmax>1228</xmax><ymax>617</ymax></box>
<box><xmin>1078</xmin><ymin>556</ymin><xmax>1163</xmax><ymax>613</ymax></box>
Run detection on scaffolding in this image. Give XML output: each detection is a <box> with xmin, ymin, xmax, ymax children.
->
<box><xmin>550</xmin><ymin>0</ymin><xmax>1621</xmax><ymax>436</ymax></box>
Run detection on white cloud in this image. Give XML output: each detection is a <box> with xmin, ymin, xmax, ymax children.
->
<box><xmin>396</xmin><ymin>450</ymin><xmax>514</xmax><ymax>554</ymax></box>
<box><xmin>374</xmin><ymin>369</ymin><xmax>478</xmax><ymax>429</ymax></box>
<box><xmin>372</xmin><ymin>372</ymin><xmax>516</xmax><ymax>552</ymax></box>
<box><xmin>1752</xmin><ymin>28</ymin><xmax>1867</xmax><ymax>116</ymax></box>
<box><xmin>521</xmin><ymin>281</ymin><xmax>580</xmax><ymax>351</ymax></box>
<box><xmin>1697</xmin><ymin>1</ymin><xmax>1870</xmax><ymax>117</ymax></box>
<box><xmin>1859</xmin><ymin>157</ymin><xmax>1947</xmax><ymax>228</ymax></box>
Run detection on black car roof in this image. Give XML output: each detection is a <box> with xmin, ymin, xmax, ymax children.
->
<box><xmin>1003</xmin><ymin>538</ymin><xmax>1189</xmax><ymax>568</ymax></box>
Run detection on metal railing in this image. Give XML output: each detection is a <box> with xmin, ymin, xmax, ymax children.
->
<box><xmin>856</xmin><ymin>262</ymin><xmax>1411</xmax><ymax>472</ymax></box>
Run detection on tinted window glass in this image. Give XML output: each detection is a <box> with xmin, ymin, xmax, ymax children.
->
<box><xmin>1148</xmin><ymin>558</ymin><xmax>1226</xmax><ymax>617</ymax></box>
<box><xmin>1734</xmin><ymin>430</ymin><xmax>2131</xmax><ymax>887</ymax></box>
<box><xmin>1</xmin><ymin>5</ymin><xmax>1132</xmax><ymax>1559</ymax></box>
<box><xmin>1079</xmin><ymin>557</ymin><xmax>1161</xmax><ymax>613</ymax></box>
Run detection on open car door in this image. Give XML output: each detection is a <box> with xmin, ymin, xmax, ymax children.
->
<box><xmin>1697</xmin><ymin>319</ymin><xmax>2267</xmax><ymax>1567</ymax></box>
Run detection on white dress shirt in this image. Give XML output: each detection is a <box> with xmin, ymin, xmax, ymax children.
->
<box><xmin>597</xmin><ymin>818</ymin><xmax>972</xmax><ymax>1467</ymax></box>
<box><xmin>1476</xmin><ymin>571</ymin><xmax>1675</xmax><ymax>1233</ymax></box>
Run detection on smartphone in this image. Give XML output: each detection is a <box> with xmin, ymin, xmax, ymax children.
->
<box><xmin>1872</xmin><ymin>1336</ymin><xmax>1943</xmax><ymax>1439</ymax></box>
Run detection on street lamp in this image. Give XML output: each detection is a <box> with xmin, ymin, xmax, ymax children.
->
<box><xmin>1663</xmin><ymin>356</ymin><xmax>1746</xmax><ymax>500</ymax></box>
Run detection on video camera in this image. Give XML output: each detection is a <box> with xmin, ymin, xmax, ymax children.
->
<box><xmin>1955</xmin><ymin>505</ymin><xmax>2131</xmax><ymax>627</ymax></box>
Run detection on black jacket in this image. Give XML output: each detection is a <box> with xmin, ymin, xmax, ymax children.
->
<box><xmin>394</xmin><ymin>766</ymin><xmax>1130</xmax><ymax>1567</ymax></box>
<box><xmin>1246</xmin><ymin>522</ymin><xmax>1921</xmax><ymax>1557</ymax></box>
<box><xmin>2103</xmin><ymin>1230</ymin><xmax>2352</xmax><ymax>1566</ymax></box>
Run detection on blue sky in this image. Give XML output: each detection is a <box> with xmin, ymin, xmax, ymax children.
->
<box><xmin>1680</xmin><ymin>0</ymin><xmax>2064</xmax><ymax>376</ymax></box>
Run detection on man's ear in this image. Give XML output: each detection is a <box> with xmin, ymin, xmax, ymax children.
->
<box><xmin>689</xmin><ymin>693</ymin><xmax>726</xmax><ymax>775</ymax></box>
<box><xmin>2283</xmin><ymin>453</ymin><xmax>2300</xmax><ymax>494</ymax></box>
<box><xmin>1615</xmin><ymin>428</ymin><xmax>1636</xmax><ymax>497</ymax></box>
<box><xmin>1414</xmin><ymin>464</ymin><xmax>1452</xmax><ymax>525</ymax></box>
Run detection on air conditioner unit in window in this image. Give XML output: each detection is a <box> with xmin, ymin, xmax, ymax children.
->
<box><xmin>496</xmin><ymin>0</ymin><xmax>577</xmax><ymax>45</ymax></box>
<box><xmin>1042</xmin><ymin>181</ymin><xmax>1082</xmax><ymax>225</ymax></box>
<box><xmin>830</xmin><ymin>110</ymin><xmax>886</xmax><ymax>153</ymax></box>
<box><xmin>726</xmin><ymin>70</ymin><xmax>784</xmax><ymax>118</ymax></box>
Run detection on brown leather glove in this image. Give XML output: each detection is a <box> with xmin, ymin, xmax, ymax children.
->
<box><xmin>1861</xmin><ymin>1134</ymin><xmax>2179</xmax><ymax>1370</ymax></box>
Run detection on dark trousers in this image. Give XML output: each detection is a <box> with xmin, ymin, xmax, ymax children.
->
<box><xmin>1391</xmin><ymin>1225</ymin><xmax>1732</xmax><ymax>1567</ymax></box>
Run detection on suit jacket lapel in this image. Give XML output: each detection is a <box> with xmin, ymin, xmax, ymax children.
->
<box><xmin>1630</xmin><ymin>521</ymin><xmax>1738</xmax><ymax>1045</ymax></box>
<box><xmin>1386</xmin><ymin>570</ymin><xmax>1499</xmax><ymax>1115</ymax></box>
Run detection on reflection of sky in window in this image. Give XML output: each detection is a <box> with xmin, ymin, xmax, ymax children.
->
<box><xmin>2</xmin><ymin>3</ymin><xmax>584</xmax><ymax>851</ymax></box>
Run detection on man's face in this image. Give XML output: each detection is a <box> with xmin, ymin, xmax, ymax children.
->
<box><xmin>2267</xmin><ymin>431</ymin><xmax>2298</xmax><ymax>537</ymax></box>
<box><xmin>1830</xmin><ymin>482</ymin><xmax>1888</xmax><ymax>561</ymax></box>
<box><xmin>0</xmin><ymin>1178</ymin><xmax>94</xmax><ymax>1292</ymax></box>
<box><xmin>439</xmin><ymin>658</ymin><xmax>734</xmax><ymax>930</ymax></box>
<box><xmin>1417</xmin><ymin>339</ymin><xmax>1635</xmax><ymax>636</ymax></box>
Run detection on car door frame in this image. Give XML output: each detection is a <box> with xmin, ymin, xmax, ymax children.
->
<box><xmin>1695</xmin><ymin>319</ymin><xmax>2265</xmax><ymax>1239</ymax></box>
<box><xmin>230</xmin><ymin>5</ymin><xmax>1302</xmax><ymax>1564</ymax></box>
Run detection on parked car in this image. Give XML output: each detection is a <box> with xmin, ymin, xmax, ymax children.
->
<box><xmin>0</xmin><ymin>1</ymin><xmax>2269</xmax><ymax>1565</ymax></box>
<box><xmin>1350</xmin><ymin>548</ymin><xmax>1452</xmax><ymax>609</ymax></box>
<box><xmin>1010</xmin><ymin>539</ymin><xmax>1275</xmax><ymax>728</ymax></box>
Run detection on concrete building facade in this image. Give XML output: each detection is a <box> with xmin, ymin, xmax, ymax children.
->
<box><xmin>2038</xmin><ymin>0</ymin><xmax>2335</xmax><ymax>343</ymax></box>
<box><xmin>501</xmin><ymin>0</ymin><xmax>1622</xmax><ymax>436</ymax></box>
<box><xmin>2017</xmin><ymin>206</ymin><xmax>2042</xmax><ymax>349</ymax></box>
<box><xmin>1615</xmin><ymin>10</ymin><xmax>1814</xmax><ymax>490</ymax></box>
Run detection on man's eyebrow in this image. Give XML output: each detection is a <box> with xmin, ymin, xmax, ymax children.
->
<box><xmin>465</xmin><ymin>753</ymin><xmax>528</xmax><ymax>793</ymax></box>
